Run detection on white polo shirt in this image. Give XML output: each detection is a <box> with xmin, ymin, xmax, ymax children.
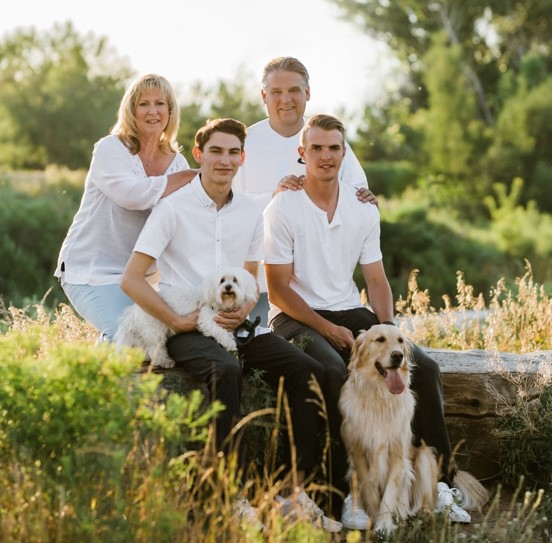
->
<box><xmin>233</xmin><ymin>117</ymin><xmax>369</xmax><ymax>292</ymax></box>
<box><xmin>134</xmin><ymin>174</ymin><xmax>264</xmax><ymax>289</ymax></box>
<box><xmin>263</xmin><ymin>182</ymin><xmax>382</xmax><ymax>322</ymax></box>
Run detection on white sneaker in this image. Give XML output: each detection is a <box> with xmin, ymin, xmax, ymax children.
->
<box><xmin>341</xmin><ymin>494</ymin><xmax>370</xmax><ymax>530</ymax></box>
<box><xmin>435</xmin><ymin>482</ymin><xmax>471</xmax><ymax>523</ymax></box>
<box><xmin>276</xmin><ymin>491</ymin><xmax>343</xmax><ymax>533</ymax></box>
<box><xmin>233</xmin><ymin>497</ymin><xmax>263</xmax><ymax>531</ymax></box>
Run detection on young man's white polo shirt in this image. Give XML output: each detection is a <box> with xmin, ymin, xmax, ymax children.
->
<box><xmin>233</xmin><ymin>118</ymin><xmax>369</xmax><ymax>294</ymax></box>
<box><xmin>134</xmin><ymin>174</ymin><xmax>264</xmax><ymax>290</ymax></box>
<box><xmin>263</xmin><ymin>182</ymin><xmax>382</xmax><ymax>323</ymax></box>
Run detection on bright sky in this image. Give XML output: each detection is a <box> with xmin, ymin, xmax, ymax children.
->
<box><xmin>2</xmin><ymin>0</ymin><xmax>400</xmax><ymax>119</ymax></box>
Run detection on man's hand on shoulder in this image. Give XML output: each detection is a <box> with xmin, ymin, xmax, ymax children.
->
<box><xmin>356</xmin><ymin>187</ymin><xmax>378</xmax><ymax>207</ymax></box>
<box><xmin>272</xmin><ymin>174</ymin><xmax>305</xmax><ymax>197</ymax></box>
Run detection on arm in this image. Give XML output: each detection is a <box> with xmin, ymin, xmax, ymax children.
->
<box><xmin>213</xmin><ymin>261</ymin><xmax>260</xmax><ymax>331</ymax></box>
<box><xmin>91</xmin><ymin>137</ymin><xmax>193</xmax><ymax>210</ymax></box>
<box><xmin>360</xmin><ymin>261</ymin><xmax>395</xmax><ymax>323</ymax></box>
<box><xmin>265</xmin><ymin>263</ymin><xmax>354</xmax><ymax>351</ymax></box>
<box><xmin>120</xmin><ymin>251</ymin><xmax>198</xmax><ymax>332</ymax></box>
<box><xmin>163</xmin><ymin>169</ymin><xmax>198</xmax><ymax>198</ymax></box>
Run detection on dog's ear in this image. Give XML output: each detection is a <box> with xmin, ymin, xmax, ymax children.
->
<box><xmin>240</xmin><ymin>269</ymin><xmax>259</xmax><ymax>303</ymax></box>
<box><xmin>348</xmin><ymin>330</ymin><xmax>367</xmax><ymax>369</ymax></box>
<box><xmin>202</xmin><ymin>271</ymin><xmax>221</xmax><ymax>304</ymax></box>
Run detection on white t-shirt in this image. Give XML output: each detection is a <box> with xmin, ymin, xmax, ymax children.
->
<box><xmin>55</xmin><ymin>135</ymin><xmax>189</xmax><ymax>286</ymax></box>
<box><xmin>263</xmin><ymin>182</ymin><xmax>382</xmax><ymax>323</ymax></box>
<box><xmin>233</xmin><ymin>118</ymin><xmax>368</xmax><ymax>292</ymax></box>
<box><xmin>134</xmin><ymin>175</ymin><xmax>264</xmax><ymax>290</ymax></box>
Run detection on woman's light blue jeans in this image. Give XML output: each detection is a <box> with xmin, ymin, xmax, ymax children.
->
<box><xmin>62</xmin><ymin>282</ymin><xmax>134</xmax><ymax>342</ymax></box>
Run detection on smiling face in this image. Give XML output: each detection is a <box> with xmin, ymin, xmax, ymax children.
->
<box><xmin>261</xmin><ymin>70</ymin><xmax>310</xmax><ymax>137</ymax></box>
<box><xmin>192</xmin><ymin>131</ymin><xmax>245</xmax><ymax>188</ymax></box>
<box><xmin>299</xmin><ymin>126</ymin><xmax>345</xmax><ymax>182</ymax></box>
<box><xmin>134</xmin><ymin>88</ymin><xmax>170</xmax><ymax>140</ymax></box>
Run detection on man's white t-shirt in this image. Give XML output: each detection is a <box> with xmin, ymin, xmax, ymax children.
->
<box><xmin>263</xmin><ymin>182</ymin><xmax>382</xmax><ymax>323</ymax></box>
<box><xmin>134</xmin><ymin>174</ymin><xmax>264</xmax><ymax>290</ymax></box>
<box><xmin>233</xmin><ymin>118</ymin><xmax>368</xmax><ymax>291</ymax></box>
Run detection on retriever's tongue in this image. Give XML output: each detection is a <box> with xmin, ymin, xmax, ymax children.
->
<box><xmin>384</xmin><ymin>368</ymin><xmax>405</xmax><ymax>395</ymax></box>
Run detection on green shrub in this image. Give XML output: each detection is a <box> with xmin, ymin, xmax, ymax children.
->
<box><xmin>0</xmin><ymin>174</ymin><xmax>83</xmax><ymax>308</ymax></box>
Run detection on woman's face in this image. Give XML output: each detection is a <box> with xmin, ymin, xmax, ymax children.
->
<box><xmin>134</xmin><ymin>88</ymin><xmax>170</xmax><ymax>139</ymax></box>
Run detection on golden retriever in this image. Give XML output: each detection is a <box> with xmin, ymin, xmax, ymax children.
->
<box><xmin>340</xmin><ymin>325</ymin><xmax>490</xmax><ymax>533</ymax></box>
<box><xmin>339</xmin><ymin>325</ymin><xmax>438</xmax><ymax>532</ymax></box>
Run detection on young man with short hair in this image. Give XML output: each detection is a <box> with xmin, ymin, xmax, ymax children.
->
<box><xmin>263</xmin><ymin>114</ymin><xmax>472</xmax><ymax>527</ymax></box>
<box><xmin>121</xmin><ymin>118</ymin><xmax>342</xmax><ymax>532</ymax></box>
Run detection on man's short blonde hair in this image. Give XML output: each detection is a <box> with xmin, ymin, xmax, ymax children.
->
<box><xmin>262</xmin><ymin>56</ymin><xmax>310</xmax><ymax>88</ymax></box>
<box><xmin>300</xmin><ymin>114</ymin><xmax>346</xmax><ymax>148</ymax></box>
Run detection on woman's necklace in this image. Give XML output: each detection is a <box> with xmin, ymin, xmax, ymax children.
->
<box><xmin>139</xmin><ymin>152</ymin><xmax>158</xmax><ymax>175</ymax></box>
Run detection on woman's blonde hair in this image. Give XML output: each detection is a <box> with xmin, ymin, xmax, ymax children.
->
<box><xmin>111</xmin><ymin>74</ymin><xmax>181</xmax><ymax>155</ymax></box>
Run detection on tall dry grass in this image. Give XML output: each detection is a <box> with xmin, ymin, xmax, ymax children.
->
<box><xmin>394</xmin><ymin>260</ymin><xmax>552</xmax><ymax>353</ymax></box>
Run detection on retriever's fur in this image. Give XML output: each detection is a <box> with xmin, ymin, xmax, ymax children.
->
<box><xmin>340</xmin><ymin>325</ymin><xmax>489</xmax><ymax>532</ymax></box>
<box><xmin>339</xmin><ymin>325</ymin><xmax>439</xmax><ymax>532</ymax></box>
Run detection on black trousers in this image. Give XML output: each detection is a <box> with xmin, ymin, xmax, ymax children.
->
<box><xmin>166</xmin><ymin>331</ymin><xmax>325</xmax><ymax>475</ymax></box>
<box><xmin>271</xmin><ymin>307</ymin><xmax>454</xmax><ymax>512</ymax></box>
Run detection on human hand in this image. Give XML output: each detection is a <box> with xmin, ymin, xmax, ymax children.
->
<box><xmin>213</xmin><ymin>307</ymin><xmax>248</xmax><ymax>332</ymax></box>
<box><xmin>272</xmin><ymin>174</ymin><xmax>305</xmax><ymax>197</ymax></box>
<box><xmin>172</xmin><ymin>309</ymin><xmax>200</xmax><ymax>333</ymax></box>
<box><xmin>324</xmin><ymin>323</ymin><xmax>355</xmax><ymax>352</ymax></box>
<box><xmin>356</xmin><ymin>187</ymin><xmax>378</xmax><ymax>207</ymax></box>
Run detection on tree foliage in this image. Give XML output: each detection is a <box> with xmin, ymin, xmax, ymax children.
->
<box><xmin>330</xmin><ymin>0</ymin><xmax>552</xmax><ymax>213</ymax></box>
<box><xmin>0</xmin><ymin>21</ymin><xmax>134</xmax><ymax>169</ymax></box>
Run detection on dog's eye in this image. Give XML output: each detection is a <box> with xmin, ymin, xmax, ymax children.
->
<box><xmin>219</xmin><ymin>278</ymin><xmax>225</xmax><ymax>285</ymax></box>
<box><xmin>376</xmin><ymin>336</ymin><xmax>386</xmax><ymax>343</ymax></box>
<box><xmin>233</xmin><ymin>276</ymin><xmax>238</xmax><ymax>283</ymax></box>
<box><xmin>398</xmin><ymin>337</ymin><xmax>404</xmax><ymax>343</ymax></box>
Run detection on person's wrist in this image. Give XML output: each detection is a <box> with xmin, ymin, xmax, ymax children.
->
<box><xmin>381</xmin><ymin>320</ymin><xmax>396</xmax><ymax>326</ymax></box>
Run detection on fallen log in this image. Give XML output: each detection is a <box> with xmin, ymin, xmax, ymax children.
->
<box><xmin>428</xmin><ymin>348</ymin><xmax>552</xmax><ymax>482</ymax></box>
<box><xmin>138</xmin><ymin>349</ymin><xmax>552</xmax><ymax>483</ymax></box>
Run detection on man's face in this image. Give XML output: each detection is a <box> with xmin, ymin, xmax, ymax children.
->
<box><xmin>261</xmin><ymin>70</ymin><xmax>310</xmax><ymax>135</ymax></box>
<box><xmin>193</xmin><ymin>132</ymin><xmax>245</xmax><ymax>186</ymax></box>
<box><xmin>299</xmin><ymin>127</ymin><xmax>345</xmax><ymax>181</ymax></box>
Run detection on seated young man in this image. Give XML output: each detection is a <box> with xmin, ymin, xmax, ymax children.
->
<box><xmin>120</xmin><ymin>118</ymin><xmax>342</xmax><ymax>532</ymax></box>
<box><xmin>263</xmin><ymin>114</ymin><xmax>472</xmax><ymax>525</ymax></box>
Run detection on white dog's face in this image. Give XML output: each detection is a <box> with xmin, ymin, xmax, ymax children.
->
<box><xmin>349</xmin><ymin>324</ymin><xmax>411</xmax><ymax>395</ymax></box>
<box><xmin>202</xmin><ymin>267</ymin><xmax>258</xmax><ymax>311</ymax></box>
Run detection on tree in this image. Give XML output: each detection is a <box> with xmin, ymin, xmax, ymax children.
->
<box><xmin>177</xmin><ymin>71</ymin><xmax>265</xmax><ymax>164</ymax></box>
<box><xmin>329</xmin><ymin>0</ymin><xmax>552</xmax><ymax>213</ymax></box>
<box><xmin>0</xmin><ymin>22</ymin><xmax>134</xmax><ymax>169</ymax></box>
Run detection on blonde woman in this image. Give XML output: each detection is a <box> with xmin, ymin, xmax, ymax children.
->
<box><xmin>56</xmin><ymin>74</ymin><xmax>194</xmax><ymax>340</ymax></box>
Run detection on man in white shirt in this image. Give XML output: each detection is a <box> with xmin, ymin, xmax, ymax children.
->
<box><xmin>233</xmin><ymin>56</ymin><xmax>376</xmax><ymax>328</ymax></box>
<box><xmin>264</xmin><ymin>114</ymin><xmax>472</xmax><ymax>527</ymax></box>
<box><xmin>120</xmin><ymin>118</ymin><xmax>343</xmax><ymax>532</ymax></box>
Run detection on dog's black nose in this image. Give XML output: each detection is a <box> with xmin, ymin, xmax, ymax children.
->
<box><xmin>390</xmin><ymin>351</ymin><xmax>403</xmax><ymax>368</ymax></box>
<box><xmin>224</xmin><ymin>284</ymin><xmax>233</xmax><ymax>292</ymax></box>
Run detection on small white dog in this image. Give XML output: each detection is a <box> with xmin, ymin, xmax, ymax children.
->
<box><xmin>114</xmin><ymin>267</ymin><xmax>258</xmax><ymax>368</ymax></box>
